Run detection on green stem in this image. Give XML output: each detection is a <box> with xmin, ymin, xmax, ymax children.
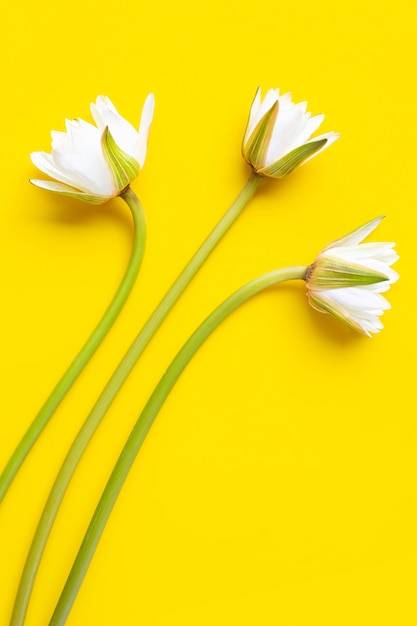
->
<box><xmin>9</xmin><ymin>173</ymin><xmax>261</xmax><ymax>625</ymax></box>
<box><xmin>0</xmin><ymin>187</ymin><xmax>146</xmax><ymax>504</ymax></box>
<box><xmin>50</xmin><ymin>265</ymin><xmax>307</xmax><ymax>625</ymax></box>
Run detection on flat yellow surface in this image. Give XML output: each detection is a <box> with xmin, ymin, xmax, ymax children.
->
<box><xmin>0</xmin><ymin>1</ymin><xmax>415</xmax><ymax>624</ymax></box>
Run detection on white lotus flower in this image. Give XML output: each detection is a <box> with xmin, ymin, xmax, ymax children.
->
<box><xmin>242</xmin><ymin>87</ymin><xmax>339</xmax><ymax>178</ymax></box>
<box><xmin>30</xmin><ymin>94</ymin><xmax>155</xmax><ymax>204</ymax></box>
<box><xmin>306</xmin><ymin>217</ymin><xmax>399</xmax><ymax>337</ymax></box>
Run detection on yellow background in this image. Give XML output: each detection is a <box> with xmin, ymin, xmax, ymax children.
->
<box><xmin>0</xmin><ymin>0</ymin><xmax>415</xmax><ymax>624</ymax></box>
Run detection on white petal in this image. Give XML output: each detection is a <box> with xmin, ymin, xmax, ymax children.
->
<box><xmin>51</xmin><ymin>129</ymin><xmax>71</xmax><ymax>153</ymax></box>
<box><xmin>30</xmin><ymin>179</ymin><xmax>78</xmax><ymax>193</ymax></box>
<box><xmin>266</xmin><ymin>97</ymin><xmax>310</xmax><ymax>164</ymax></box>
<box><xmin>91</xmin><ymin>96</ymin><xmax>139</xmax><ymax>159</ymax></box>
<box><xmin>136</xmin><ymin>93</ymin><xmax>155</xmax><ymax>168</ymax></box>
<box><xmin>357</xmin><ymin>318</ymin><xmax>384</xmax><ymax>335</ymax></box>
<box><xmin>31</xmin><ymin>151</ymin><xmax>82</xmax><ymax>190</ymax></box>
<box><xmin>324</xmin><ymin>286</ymin><xmax>391</xmax><ymax>313</ymax></box>
<box><xmin>139</xmin><ymin>93</ymin><xmax>155</xmax><ymax>134</ymax></box>
<box><xmin>327</xmin><ymin>242</ymin><xmax>398</xmax><ymax>265</ymax></box>
<box><xmin>95</xmin><ymin>95</ymin><xmax>118</xmax><ymax>114</ymax></box>
<box><xmin>324</xmin><ymin>216</ymin><xmax>384</xmax><ymax>251</ymax></box>
<box><xmin>52</xmin><ymin>123</ymin><xmax>115</xmax><ymax>196</ymax></box>
<box><xmin>295</xmin><ymin>101</ymin><xmax>308</xmax><ymax>114</ymax></box>
<box><xmin>293</xmin><ymin>113</ymin><xmax>325</xmax><ymax>146</ymax></box>
<box><xmin>91</xmin><ymin>95</ymin><xmax>118</xmax><ymax>129</ymax></box>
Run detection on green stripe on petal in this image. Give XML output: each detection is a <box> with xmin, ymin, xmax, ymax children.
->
<box><xmin>101</xmin><ymin>127</ymin><xmax>140</xmax><ymax>194</ymax></box>
<box><xmin>259</xmin><ymin>138</ymin><xmax>327</xmax><ymax>178</ymax></box>
<box><xmin>309</xmin><ymin>257</ymin><xmax>389</xmax><ymax>289</ymax></box>
<box><xmin>242</xmin><ymin>101</ymin><xmax>279</xmax><ymax>170</ymax></box>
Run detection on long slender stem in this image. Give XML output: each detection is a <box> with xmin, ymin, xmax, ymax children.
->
<box><xmin>9</xmin><ymin>173</ymin><xmax>261</xmax><ymax>625</ymax></box>
<box><xmin>0</xmin><ymin>188</ymin><xmax>146</xmax><ymax>507</ymax></box>
<box><xmin>50</xmin><ymin>265</ymin><xmax>307</xmax><ymax>625</ymax></box>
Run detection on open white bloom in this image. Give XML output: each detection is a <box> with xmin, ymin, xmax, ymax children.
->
<box><xmin>306</xmin><ymin>217</ymin><xmax>399</xmax><ymax>337</ymax></box>
<box><xmin>242</xmin><ymin>87</ymin><xmax>339</xmax><ymax>178</ymax></box>
<box><xmin>30</xmin><ymin>94</ymin><xmax>155</xmax><ymax>204</ymax></box>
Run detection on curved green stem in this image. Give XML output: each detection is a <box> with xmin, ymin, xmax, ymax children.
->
<box><xmin>0</xmin><ymin>187</ymin><xmax>146</xmax><ymax>505</ymax></box>
<box><xmin>50</xmin><ymin>265</ymin><xmax>307</xmax><ymax>625</ymax></box>
<box><xmin>9</xmin><ymin>173</ymin><xmax>261</xmax><ymax>625</ymax></box>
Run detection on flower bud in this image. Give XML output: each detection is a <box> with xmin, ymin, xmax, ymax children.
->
<box><xmin>242</xmin><ymin>87</ymin><xmax>339</xmax><ymax>178</ymax></box>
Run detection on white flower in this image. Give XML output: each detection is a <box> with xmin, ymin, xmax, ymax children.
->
<box><xmin>242</xmin><ymin>87</ymin><xmax>339</xmax><ymax>178</ymax></box>
<box><xmin>30</xmin><ymin>94</ymin><xmax>155</xmax><ymax>204</ymax></box>
<box><xmin>306</xmin><ymin>217</ymin><xmax>399</xmax><ymax>337</ymax></box>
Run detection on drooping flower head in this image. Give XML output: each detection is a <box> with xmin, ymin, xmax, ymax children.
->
<box><xmin>242</xmin><ymin>87</ymin><xmax>339</xmax><ymax>178</ymax></box>
<box><xmin>30</xmin><ymin>94</ymin><xmax>155</xmax><ymax>204</ymax></box>
<box><xmin>306</xmin><ymin>217</ymin><xmax>399</xmax><ymax>337</ymax></box>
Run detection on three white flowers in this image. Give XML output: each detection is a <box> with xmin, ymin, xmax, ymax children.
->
<box><xmin>31</xmin><ymin>94</ymin><xmax>155</xmax><ymax>204</ymax></box>
<box><xmin>30</xmin><ymin>87</ymin><xmax>398</xmax><ymax>337</ymax></box>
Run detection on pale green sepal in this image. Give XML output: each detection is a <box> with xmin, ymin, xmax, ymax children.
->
<box><xmin>310</xmin><ymin>257</ymin><xmax>389</xmax><ymax>289</ymax></box>
<box><xmin>243</xmin><ymin>101</ymin><xmax>279</xmax><ymax>170</ymax></box>
<box><xmin>307</xmin><ymin>291</ymin><xmax>365</xmax><ymax>335</ymax></box>
<box><xmin>259</xmin><ymin>138</ymin><xmax>327</xmax><ymax>178</ymax></box>
<box><xmin>29</xmin><ymin>179</ymin><xmax>112</xmax><ymax>205</ymax></box>
<box><xmin>101</xmin><ymin>127</ymin><xmax>140</xmax><ymax>194</ymax></box>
